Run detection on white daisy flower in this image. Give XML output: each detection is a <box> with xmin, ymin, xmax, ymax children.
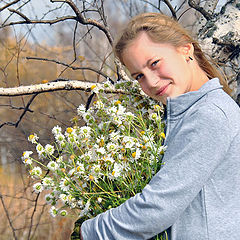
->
<box><xmin>47</xmin><ymin>161</ymin><xmax>59</xmax><ymax>171</ymax></box>
<box><xmin>22</xmin><ymin>151</ymin><xmax>33</xmax><ymax>159</ymax></box>
<box><xmin>76</xmin><ymin>163</ymin><xmax>85</xmax><ymax>175</ymax></box>
<box><xmin>111</xmin><ymin>163</ymin><xmax>123</xmax><ymax>178</ymax></box>
<box><xmin>125</xmin><ymin>112</ymin><xmax>135</xmax><ymax>121</ymax></box>
<box><xmin>28</xmin><ymin>133</ymin><xmax>39</xmax><ymax>144</ymax></box>
<box><xmin>36</xmin><ymin>143</ymin><xmax>45</xmax><ymax>156</ymax></box>
<box><xmin>79</xmin><ymin>126</ymin><xmax>92</xmax><ymax>138</ymax></box>
<box><xmin>77</xmin><ymin>104</ymin><xmax>86</xmax><ymax>116</ymax></box>
<box><xmin>42</xmin><ymin>177</ymin><xmax>54</xmax><ymax>188</ymax></box>
<box><xmin>59</xmin><ymin>210</ymin><xmax>68</xmax><ymax>217</ymax></box>
<box><xmin>23</xmin><ymin>158</ymin><xmax>32</xmax><ymax>165</ymax></box>
<box><xmin>49</xmin><ymin>206</ymin><xmax>58</xmax><ymax>218</ymax></box>
<box><xmin>108</xmin><ymin>106</ymin><xmax>118</xmax><ymax>115</ymax></box>
<box><xmin>55</xmin><ymin>133</ymin><xmax>65</xmax><ymax>144</ymax></box>
<box><xmin>92</xmin><ymin>164</ymin><xmax>101</xmax><ymax>174</ymax></box>
<box><xmin>96</xmin><ymin>147</ymin><xmax>106</xmax><ymax>155</ymax></box>
<box><xmin>149</xmin><ymin>112</ymin><xmax>161</xmax><ymax>121</ymax></box>
<box><xmin>45</xmin><ymin>193</ymin><xmax>53</xmax><ymax>204</ymax></box>
<box><xmin>59</xmin><ymin>178</ymin><xmax>70</xmax><ymax>192</ymax></box>
<box><xmin>94</xmin><ymin>100</ymin><xmax>104</xmax><ymax>109</ymax></box>
<box><xmin>116</xmin><ymin>105</ymin><xmax>126</xmax><ymax>115</ymax></box>
<box><xmin>45</xmin><ymin>144</ymin><xmax>55</xmax><ymax>155</ymax></box>
<box><xmin>33</xmin><ymin>182</ymin><xmax>44</xmax><ymax>193</ymax></box>
<box><xmin>31</xmin><ymin>166</ymin><xmax>42</xmax><ymax>177</ymax></box>
<box><xmin>158</xmin><ymin>145</ymin><xmax>168</xmax><ymax>155</ymax></box>
<box><xmin>104</xmin><ymin>156</ymin><xmax>115</xmax><ymax>166</ymax></box>
<box><xmin>82</xmin><ymin>111</ymin><xmax>94</xmax><ymax>124</ymax></box>
<box><xmin>52</xmin><ymin>125</ymin><xmax>62</xmax><ymax>136</ymax></box>
<box><xmin>106</xmin><ymin>142</ymin><xmax>117</xmax><ymax>152</ymax></box>
<box><xmin>109</xmin><ymin>131</ymin><xmax>120</xmax><ymax>142</ymax></box>
<box><xmin>132</xmin><ymin>148</ymin><xmax>142</xmax><ymax>160</ymax></box>
<box><xmin>122</xmin><ymin>136</ymin><xmax>136</xmax><ymax>149</ymax></box>
<box><xmin>112</xmin><ymin>116</ymin><xmax>122</xmax><ymax>126</ymax></box>
<box><xmin>59</xmin><ymin>194</ymin><xmax>68</xmax><ymax>204</ymax></box>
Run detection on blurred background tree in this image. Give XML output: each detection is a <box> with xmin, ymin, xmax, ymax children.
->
<box><xmin>0</xmin><ymin>0</ymin><xmax>239</xmax><ymax>239</ymax></box>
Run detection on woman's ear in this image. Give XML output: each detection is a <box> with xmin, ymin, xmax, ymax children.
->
<box><xmin>177</xmin><ymin>43</ymin><xmax>194</xmax><ymax>57</ymax></box>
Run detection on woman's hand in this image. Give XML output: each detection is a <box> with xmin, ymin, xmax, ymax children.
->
<box><xmin>80</xmin><ymin>227</ymin><xmax>83</xmax><ymax>240</ymax></box>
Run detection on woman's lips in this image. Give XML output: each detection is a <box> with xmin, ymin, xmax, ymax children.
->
<box><xmin>156</xmin><ymin>84</ymin><xmax>170</xmax><ymax>96</ymax></box>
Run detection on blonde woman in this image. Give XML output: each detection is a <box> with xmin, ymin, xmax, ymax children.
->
<box><xmin>80</xmin><ymin>13</ymin><xmax>240</xmax><ymax>240</ymax></box>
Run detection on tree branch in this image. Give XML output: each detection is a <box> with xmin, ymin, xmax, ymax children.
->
<box><xmin>163</xmin><ymin>0</ymin><xmax>177</xmax><ymax>19</ymax></box>
<box><xmin>0</xmin><ymin>0</ymin><xmax>21</xmax><ymax>12</ymax></box>
<box><xmin>2</xmin><ymin>15</ymin><xmax>77</xmax><ymax>27</ymax></box>
<box><xmin>0</xmin><ymin>194</ymin><xmax>17</xmax><ymax>239</ymax></box>
<box><xmin>0</xmin><ymin>79</ymin><xmax>126</xmax><ymax>97</ymax></box>
<box><xmin>188</xmin><ymin>0</ymin><xmax>213</xmax><ymax>20</ymax></box>
<box><xmin>50</xmin><ymin>0</ymin><xmax>113</xmax><ymax>45</ymax></box>
<box><xmin>26</xmin><ymin>57</ymin><xmax>112</xmax><ymax>81</ymax></box>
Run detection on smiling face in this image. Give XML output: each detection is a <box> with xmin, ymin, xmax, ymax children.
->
<box><xmin>122</xmin><ymin>32</ymin><xmax>207</xmax><ymax>104</ymax></box>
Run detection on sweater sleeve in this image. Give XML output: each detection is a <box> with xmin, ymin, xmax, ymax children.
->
<box><xmin>81</xmin><ymin>104</ymin><xmax>231</xmax><ymax>240</ymax></box>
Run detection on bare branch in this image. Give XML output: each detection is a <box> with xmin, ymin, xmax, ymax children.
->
<box><xmin>163</xmin><ymin>0</ymin><xmax>177</xmax><ymax>19</ymax></box>
<box><xmin>50</xmin><ymin>0</ymin><xmax>113</xmax><ymax>45</ymax></box>
<box><xmin>188</xmin><ymin>0</ymin><xmax>213</xmax><ymax>20</ymax></box>
<box><xmin>8</xmin><ymin>8</ymin><xmax>31</xmax><ymax>22</ymax></box>
<box><xmin>1</xmin><ymin>15</ymin><xmax>77</xmax><ymax>27</ymax></box>
<box><xmin>26</xmin><ymin>57</ymin><xmax>111</xmax><ymax>81</ymax></box>
<box><xmin>0</xmin><ymin>0</ymin><xmax>21</xmax><ymax>12</ymax></box>
<box><xmin>0</xmin><ymin>194</ymin><xmax>17</xmax><ymax>239</ymax></box>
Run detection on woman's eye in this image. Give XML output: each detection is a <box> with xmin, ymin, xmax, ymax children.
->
<box><xmin>135</xmin><ymin>73</ymin><xmax>144</xmax><ymax>81</ymax></box>
<box><xmin>151</xmin><ymin>60</ymin><xmax>159</xmax><ymax>67</ymax></box>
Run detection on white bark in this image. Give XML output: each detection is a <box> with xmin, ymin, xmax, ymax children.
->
<box><xmin>0</xmin><ymin>80</ymin><xmax>126</xmax><ymax>97</ymax></box>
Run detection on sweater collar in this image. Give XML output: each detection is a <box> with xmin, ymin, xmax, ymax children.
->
<box><xmin>166</xmin><ymin>78</ymin><xmax>222</xmax><ymax>117</ymax></box>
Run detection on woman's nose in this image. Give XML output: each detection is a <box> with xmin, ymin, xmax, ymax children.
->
<box><xmin>145</xmin><ymin>72</ymin><xmax>159</xmax><ymax>88</ymax></box>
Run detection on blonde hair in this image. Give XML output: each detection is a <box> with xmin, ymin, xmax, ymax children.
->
<box><xmin>114</xmin><ymin>12</ymin><xmax>231</xmax><ymax>95</ymax></box>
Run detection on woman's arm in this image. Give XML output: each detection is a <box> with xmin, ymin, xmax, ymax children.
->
<box><xmin>81</xmin><ymin>104</ymin><xmax>231</xmax><ymax>240</ymax></box>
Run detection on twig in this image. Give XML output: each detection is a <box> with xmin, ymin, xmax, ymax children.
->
<box><xmin>188</xmin><ymin>0</ymin><xmax>212</xmax><ymax>20</ymax></box>
<box><xmin>27</xmin><ymin>193</ymin><xmax>40</xmax><ymax>240</ymax></box>
<box><xmin>163</xmin><ymin>0</ymin><xmax>177</xmax><ymax>19</ymax></box>
<box><xmin>26</xmin><ymin>57</ymin><xmax>111</xmax><ymax>81</ymax></box>
<box><xmin>50</xmin><ymin>0</ymin><xmax>113</xmax><ymax>45</ymax></box>
<box><xmin>0</xmin><ymin>0</ymin><xmax>20</xmax><ymax>12</ymax></box>
<box><xmin>0</xmin><ymin>194</ymin><xmax>18</xmax><ymax>239</ymax></box>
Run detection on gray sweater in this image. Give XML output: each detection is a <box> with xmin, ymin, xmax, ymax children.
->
<box><xmin>81</xmin><ymin>78</ymin><xmax>240</xmax><ymax>240</ymax></box>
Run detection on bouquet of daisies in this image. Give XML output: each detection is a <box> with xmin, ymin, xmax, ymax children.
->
<box><xmin>22</xmin><ymin>78</ymin><xmax>166</xmax><ymax>238</ymax></box>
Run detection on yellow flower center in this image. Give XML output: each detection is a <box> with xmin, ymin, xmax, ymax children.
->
<box><xmin>99</xmin><ymin>139</ymin><xmax>104</xmax><ymax>147</ymax></box>
<box><xmin>132</xmin><ymin>152</ymin><xmax>136</xmax><ymax>158</ymax></box>
<box><xmin>29</xmin><ymin>134</ymin><xmax>35</xmax><ymax>140</ymax></box>
<box><xmin>160</xmin><ymin>132</ymin><xmax>166</xmax><ymax>139</ymax></box>
<box><xmin>66</xmin><ymin>128</ymin><xmax>73</xmax><ymax>133</ymax></box>
<box><xmin>142</xmin><ymin>145</ymin><xmax>147</xmax><ymax>150</ymax></box>
<box><xmin>114</xmin><ymin>100</ymin><xmax>121</xmax><ymax>105</ymax></box>
<box><xmin>91</xmin><ymin>85</ymin><xmax>96</xmax><ymax>90</ymax></box>
<box><xmin>89</xmin><ymin>175</ymin><xmax>94</xmax><ymax>181</ymax></box>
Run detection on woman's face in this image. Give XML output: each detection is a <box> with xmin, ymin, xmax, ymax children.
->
<box><xmin>122</xmin><ymin>32</ymin><xmax>197</xmax><ymax>104</ymax></box>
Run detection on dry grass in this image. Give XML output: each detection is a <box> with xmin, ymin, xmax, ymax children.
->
<box><xmin>0</xmin><ymin>166</ymin><xmax>77</xmax><ymax>240</ymax></box>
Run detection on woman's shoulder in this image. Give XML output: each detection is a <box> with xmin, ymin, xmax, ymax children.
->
<box><xmin>187</xmin><ymin>89</ymin><xmax>240</xmax><ymax>134</ymax></box>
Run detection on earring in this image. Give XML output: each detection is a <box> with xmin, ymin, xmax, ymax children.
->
<box><xmin>189</xmin><ymin>56</ymin><xmax>193</xmax><ymax>60</ymax></box>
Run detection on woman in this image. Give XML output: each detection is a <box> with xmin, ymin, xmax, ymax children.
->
<box><xmin>80</xmin><ymin>13</ymin><xmax>240</xmax><ymax>240</ymax></box>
